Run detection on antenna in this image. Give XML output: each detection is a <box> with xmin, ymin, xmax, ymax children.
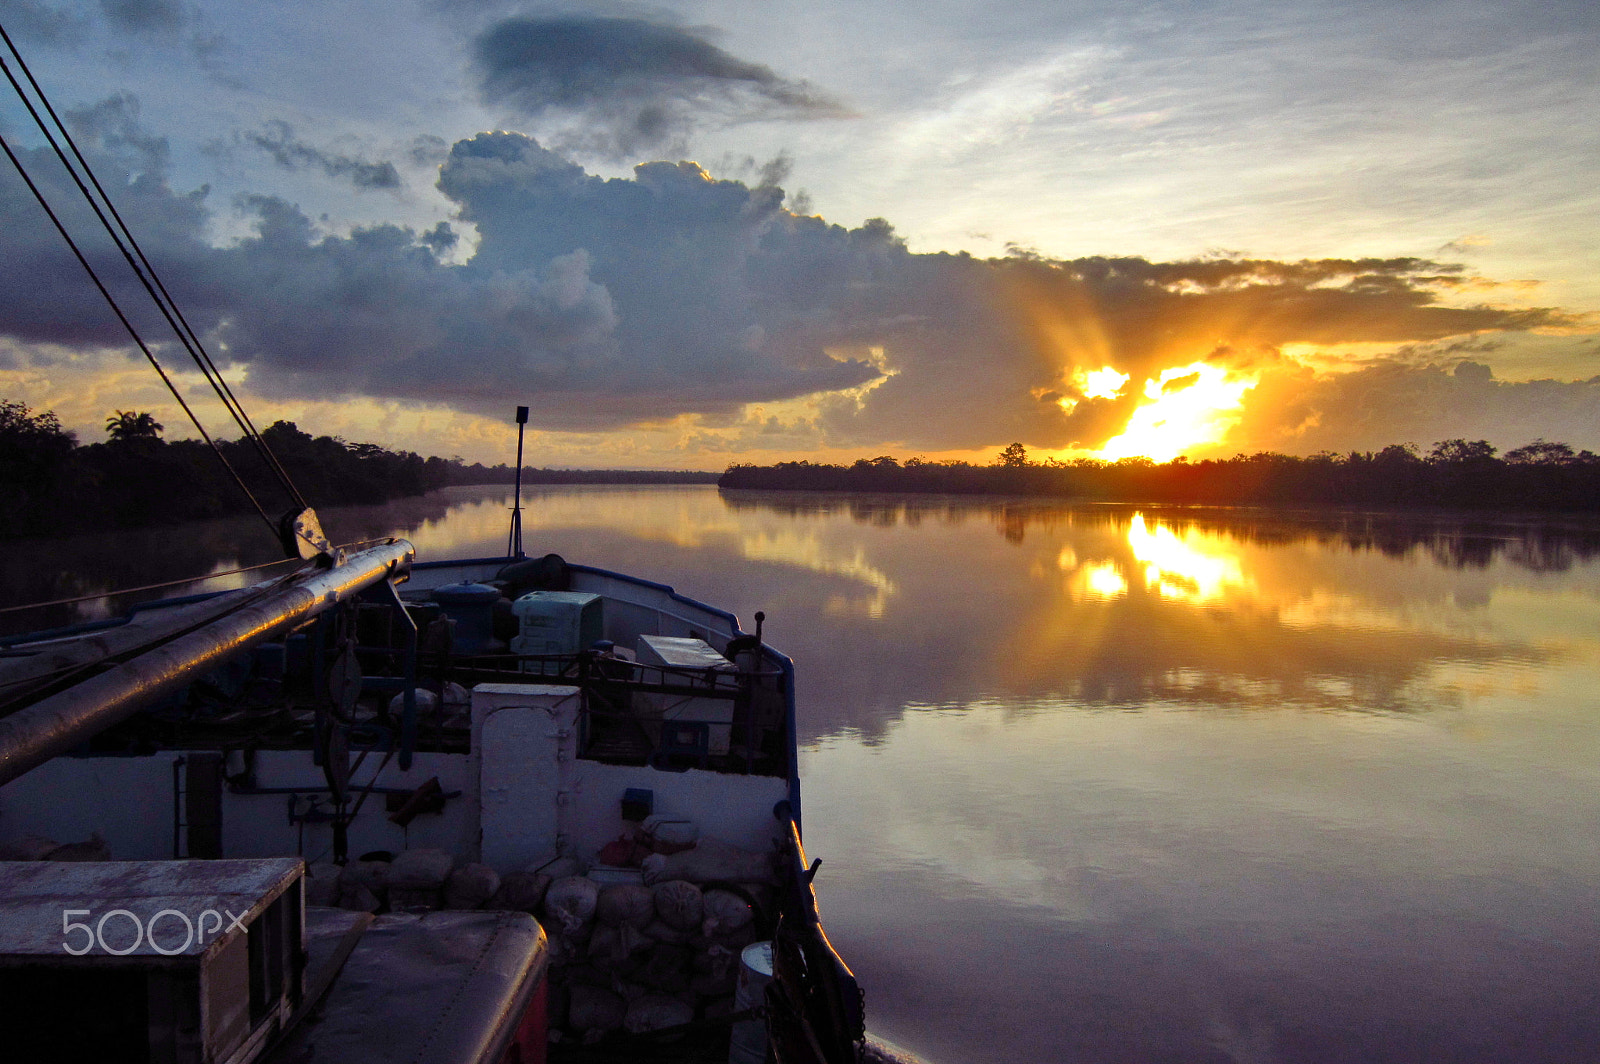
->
<box><xmin>507</xmin><ymin>406</ymin><xmax>528</xmax><ymax>558</ymax></box>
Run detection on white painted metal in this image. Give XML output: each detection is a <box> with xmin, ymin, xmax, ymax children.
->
<box><xmin>474</xmin><ymin>683</ymin><xmax>578</xmax><ymax>872</ymax></box>
<box><xmin>473</xmin><ymin>682</ymin><xmax>786</xmax><ymax>873</ymax></box>
<box><xmin>636</xmin><ymin>635</ymin><xmax>739</xmax><ymax>755</ymax></box>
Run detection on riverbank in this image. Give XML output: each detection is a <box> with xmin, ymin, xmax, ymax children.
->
<box><xmin>1</xmin><ymin>402</ymin><xmax>715</xmax><ymax>539</ymax></box>
<box><xmin>720</xmin><ymin>442</ymin><xmax>1600</xmax><ymax>513</ymax></box>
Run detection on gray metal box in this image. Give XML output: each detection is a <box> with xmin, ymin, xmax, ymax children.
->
<box><xmin>0</xmin><ymin>857</ymin><xmax>305</xmax><ymax>1064</ymax></box>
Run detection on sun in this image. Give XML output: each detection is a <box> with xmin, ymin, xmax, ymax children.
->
<box><xmin>1097</xmin><ymin>362</ymin><xmax>1256</xmax><ymax>462</ymax></box>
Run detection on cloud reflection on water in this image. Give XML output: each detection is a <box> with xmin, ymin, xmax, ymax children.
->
<box><xmin>8</xmin><ymin>486</ymin><xmax>1600</xmax><ymax>1062</ymax></box>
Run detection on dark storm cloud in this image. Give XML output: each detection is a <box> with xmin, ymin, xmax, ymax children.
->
<box><xmin>0</xmin><ymin>109</ymin><xmax>1585</xmax><ymax>449</ymax></box>
<box><xmin>98</xmin><ymin>0</ymin><xmax>186</xmax><ymax>34</ymax></box>
<box><xmin>243</xmin><ymin>121</ymin><xmax>402</xmax><ymax>191</ymax></box>
<box><xmin>473</xmin><ymin>15</ymin><xmax>847</xmax><ymax>158</ymax></box>
<box><xmin>0</xmin><ymin>0</ymin><xmax>92</xmax><ymax>44</ymax></box>
<box><xmin>0</xmin><ymin>101</ymin><xmax>206</xmax><ymax>349</ymax></box>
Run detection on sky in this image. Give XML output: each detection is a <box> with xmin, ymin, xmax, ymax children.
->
<box><xmin>0</xmin><ymin>0</ymin><xmax>1596</xmax><ymax>468</ymax></box>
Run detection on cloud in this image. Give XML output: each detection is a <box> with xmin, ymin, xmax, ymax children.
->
<box><xmin>1226</xmin><ymin>358</ymin><xmax>1600</xmax><ymax>457</ymax></box>
<box><xmin>0</xmin><ymin>0</ymin><xmax>93</xmax><ymax>45</ymax></box>
<box><xmin>472</xmin><ymin>15</ymin><xmax>848</xmax><ymax>158</ymax></box>
<box><xmin>0</xmin><ymin>107</ymin><xmax>1590</xmax><ymax>455</ymax></box>
<box><xmin>243</xmin><ymin>121</ymin><xmax>402</xmax><ymax>191</ymax></box>
<box><xmin>409</xmin><ymin>134</ymin><xmax>451</xmax><ymax>167</ymax></box>
<box><xmin>98</xmin><ymin>0</ymin><xmax>187</xmax><ymax>35</ymax></box>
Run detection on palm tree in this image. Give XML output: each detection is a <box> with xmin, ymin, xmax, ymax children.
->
<box><xmin>105</xmin><ymin>410</ymin><xmax>163</xmax><ymax>442</ymax></box>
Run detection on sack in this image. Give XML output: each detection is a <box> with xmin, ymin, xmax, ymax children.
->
<box><xmin>444</xmin><ymin>863</ymin><xmax>501</xmax><ymax>909</ymax></box>
<box><xmin>545</xmin><ymin>876</ymin><xmax>600</xmax><ymax>934</ymax></box>
<box><xmin>641</xmin><ymin>836</ymin><xmax>773</xmax><ymax>885</ymax></box>
<box><xmin>489</xmin><ymin>870</ymin><xmax>551</xmax><ymax>913</ymax></box>
<box><xmin>624</xmin><ymin>995</ymin><xmax>693</xmax><ymax>1033</ymax></box>
<box><xmin>652</xmin><ymin>880</ymin><xmax>703</xmax><ymax>931</ymax></box>
<box><xmin>700</xmin><ymin>889</ymin><xmax>754</xmax><ymax>936</ymax></box>
<box><xmin>389</xmin><ymin>848</ymin><xmax>454</xmax><ymax>889</ymax></box>
<box><xmin>597</xmin><ymin>884</ymin><xmax>655</xmax><ymax>928</ymax></box>
<box><xmin>304</xmin><ymin>862</ymin><xmax>341</xmax><ymax>907</ymax></box>
<box><xmin>568</xmin><ymin>985</ymin><xmax>625</xmax><ymax>1032</ymax></box>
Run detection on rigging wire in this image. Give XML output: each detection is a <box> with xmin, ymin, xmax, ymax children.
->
<box><xmin>0</xmin><ymin>534</ymin><xmax>398</xmax><ymax>620</ymax></box>
<box><xmin>0</xmin><ymin>557</ymin><xmax>301</xmax><ymax>616</ymax></box>
<box><xmin>0</xmin><ymin>28</ymin><xmax>310</xmax><ymax>513</ymax></box>
<box><xmin>0</xmin><ymin>124</ymin><xmax>279</xmax><ymax>535</ymax></box>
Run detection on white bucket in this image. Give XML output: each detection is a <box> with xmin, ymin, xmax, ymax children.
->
<box><xmin>728</xmin><ymin>940</ymin><xmax>774</xmax><ymax>1064</ymax></box>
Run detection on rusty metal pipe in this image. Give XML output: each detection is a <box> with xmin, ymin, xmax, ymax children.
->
<box><xmin>0</xmin><ymin>539</ymin><xmax>415</xmax><ymax>788</ymax></box>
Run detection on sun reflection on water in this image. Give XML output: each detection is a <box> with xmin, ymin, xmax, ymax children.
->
<box><xmin>1061</xmin><ymin>512</ymin><xmax>1252</xmax><ymax>604</ymax></box>
<box><xmin>1126</xmin><ymin>513</ymin><xmax>1250</xmax><ymax>602</ymax></box>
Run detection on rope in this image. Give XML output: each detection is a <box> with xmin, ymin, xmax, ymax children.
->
<box><xmin>0</xmin><ymin>123</ymin><xmax>279</xmax><ymax>536</ymax></box>
<box><xmin>0</xmin><ymin>557</ymin><xmax>301</xmax><ymax>616</ymax></box>
<box><xmin>0</xmin><ymin>25</ymin><xmax>308</xmax><ymax>512</ymax></box>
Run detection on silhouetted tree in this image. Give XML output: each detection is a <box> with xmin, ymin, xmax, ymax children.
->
<box><xmin>1429</xmin><ymin>439</ymin><xmax>1497</xmax><ymax>464</ymax></box>
<box><xmin>997</xmin><ymin>442</ymin><xmax>1029</xmax><ymax>468</ymax></box>
<box><xmin>1</xmin><ymin>401</ymin><xmax>78</xmax><ymax>535</ymax></box>
<box><xmin>105</xmin><ymin>410</ymin><xmax>163</xmax><ymax>442</ymax></box>
<box><xmin>1505</xmin><ymin>440</ymin><xmax>1576</xmax><ymax>465</ymax></box>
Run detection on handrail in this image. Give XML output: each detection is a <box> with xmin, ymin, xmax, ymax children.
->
<box><xmin>767</xmin><ymin>803</ymin><xmax>864</xmax><ymax>1064</ymax></box>
<box><xmin>0</xmin><ymin>540</ymin><xmax>415</xmax><ymax>788</ymax></box>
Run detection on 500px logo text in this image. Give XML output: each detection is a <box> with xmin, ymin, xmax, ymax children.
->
<box><xmin>61</xmin><ymin>908</ymin><xmax>248</xmax><ymax>956</ymax></box>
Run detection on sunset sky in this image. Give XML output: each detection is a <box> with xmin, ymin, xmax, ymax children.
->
<box><xmin>0</xmin><ymin>0</ymin><xmax>1595</xmax><ymax>467</ymax></box>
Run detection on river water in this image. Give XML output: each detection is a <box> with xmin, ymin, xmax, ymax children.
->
<box><xmin>8</xmin><ymin>484</ymin><xmax>1600</xmax><ymax>1063</ymax></box>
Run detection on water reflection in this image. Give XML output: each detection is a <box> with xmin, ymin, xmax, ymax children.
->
<box><xmin>7</xmin><ymin>485</ymin><xmax>1600</xmax><ymax>1061</ymax></box>
<box><xmin>721</xmin><ymin>491</ymin><xmax>1600</xmax><ymax>572</ymax></box>
<box><xmin>0</xmin><ymin>490</ymin><xmax>473</xmax><ymax>637</ymax></box>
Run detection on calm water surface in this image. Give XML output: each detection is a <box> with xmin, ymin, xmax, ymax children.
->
<box><xmin>9</xmin><ymin>485</ymin><xmax>1600</xmax><ymax>1063</ymax></box>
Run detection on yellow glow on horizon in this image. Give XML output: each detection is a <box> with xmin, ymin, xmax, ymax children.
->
<box><xmin>1098</xmin><ymin>362</ymin><xmax>1257</xmax><ymax>462</ymax></box>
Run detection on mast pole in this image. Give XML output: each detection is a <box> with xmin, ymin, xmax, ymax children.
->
<box><xmin>508</xmin><ymin>406</ymin><xmax>528</xmax><ymax>558</ymax></box>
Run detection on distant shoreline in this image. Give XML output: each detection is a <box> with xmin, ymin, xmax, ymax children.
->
<box><xmin>455</xmin><ymin>468</ymin><xmax>720</xmax><ymax>486</ymax></box>
<box><xmin>1</xmin><ymin>399</ymin><xmax>720</xmax><ymax>540</ymax></box>
<box><xmin>717</xmin><ymin>446</ymin><xmax>1600</xmax><ymax>514</ymax></box>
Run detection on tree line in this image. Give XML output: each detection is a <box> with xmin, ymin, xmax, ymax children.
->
<box><xmin>0</xmin><ymin>401</ymin><xmax>712</xmax><ymax>538</ymax></box>
<box><xmin>719</xmin><ymin>440</ymin><xmax>1600</xmax><ymax>513</ymax></box>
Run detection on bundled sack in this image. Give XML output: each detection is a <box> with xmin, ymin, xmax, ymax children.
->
<box><xmin>700</xmin><ymin>889</ymin><xmax>755</xmax><ymax>937</ymax></box>
<box><xmin>389</xmin><ymin>848</ymin><xmax>455</xmax><ymax>889</ymax></box>
<box><xmin>568</xmin><ymin>984</ymin><xmax>626</xmax><ymax>1033</ymax></box>
<box><xmin>641</xmin><ymin>836</ymin><xmax>774</xmax><ymax>885</ymax></box>
<box><xmin>545</xmin><ymin>875</ymin><xmax>600</xmax><ymax>934</ymax></box>
<box><xmin>652</xmin><ymin>880</ymin><xmax>703</xmax><ymax>931</ymax></box>
<box><xmin>642</xmin><ymin>918</ymin><xmax>691</xmax><ymax>945</ymax></box>
<box><xmin>640</xmin><ymin>815</ymin><xmax>698</xmax><ymax>854</ymax></box>
<box><xmin>597</xmin><ymin>884</ymin><xmax>655</xmax><ymax>928</ymax></box>
<box><xmin>444</xmin><ymin>863</ymin><xmax>501</xmax><ymax>910</ymax></box>
<box><xmin>587</xmin><ymin>923</ymin><xmax>652</xmax><ymax>969</ymax></box>
<box><xmin>488</xmin><ymin>870</ymin><xmax>551</xmax><ymax>913</ymax></box>
<box><xmin>304</xmin><ymin>862</ymin><xmax>341</xmax><ymax>907</ymax></box>
<box><xmin>337</xmin><ymin>884</ymin><xmax>381</xmax><ymax>913</ymax></box>
<box><xmin>624</xmin><ymin>995</ymin><xmax>694</xmax><ymax>1034</ymax></box>
<box><xmin>339</xmin><ymin>858</ymin><xmax>391</xmax><ymax>891</ymax></box>
<box><xmin>640</xmin><ymin>942</ymin><xmax>693</xmax><ymax>993</ymax></box>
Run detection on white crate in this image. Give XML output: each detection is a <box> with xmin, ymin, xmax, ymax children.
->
<box><xmin>636</xmin><ymin>635</ymin><xmax>738</xmax><ymax>755</ymax></box>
